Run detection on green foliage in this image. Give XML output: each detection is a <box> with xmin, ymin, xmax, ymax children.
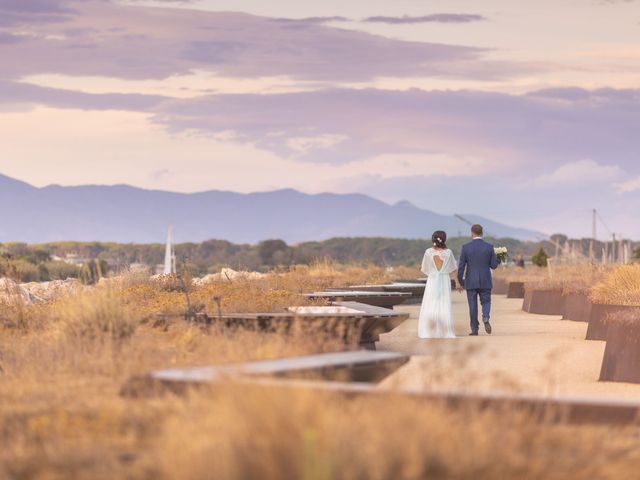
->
<box><xmin>531</xmin><ymin>248</ymin><xmax>550</xmax><ymax>267</ymax></box>
<box><xmin>258</xmin><ymin>239</ymin><xmax>292</xmax><ymax>267</ymax></box>
<box><xmin>80</xmin><ymin>259</ymin><xmax>110</xmax><ymax>285</ymax></box>
<box><xmin>44</xmin><ymin>261</ymin><xmax>81</xmax><ymax>280</ymax></box>
<box><xmin>11</xmin><ymin>259</ymin><xmax>40</xmax><ymax>282</ymax></box>
<box><xmin>1</xmin><ymin>237</ymin><xmax>637</xmax><ymax>280</ymax></box>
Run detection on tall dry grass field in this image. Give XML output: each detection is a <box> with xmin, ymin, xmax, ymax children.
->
<box><xmin>1</xmin><ymin>264</ymin><xmax>640</xmax><ymax>479</ymax></box>
<box><xmin>592</xmin><ymin>264</ymin><xmax>640</xmax><ymax>306</ymax></box>
<box><xmin>494</xmin><ymin>264</ymin><xmax>609</xmax><ymax>293</ymax></box>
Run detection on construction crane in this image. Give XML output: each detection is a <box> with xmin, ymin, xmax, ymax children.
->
<box><xmin>454</xmin><ymin>214</ymin><xmax>490</xmax><ymax>238</ymax></box>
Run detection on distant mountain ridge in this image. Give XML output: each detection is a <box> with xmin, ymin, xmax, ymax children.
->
<box><xmin>0</xmin><ymin>174</ymin><xmax>543</xmax><ymax>243</ymax></box>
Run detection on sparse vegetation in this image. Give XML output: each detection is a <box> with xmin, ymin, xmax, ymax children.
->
<box><xmin>531</xmin><ymin>247</ymin><xmax>550</xmax><ymax>267</ymax></box>
<box><xmin>4</xmin><ymin>236</ymin><xmax>633</xmax><ymax>281</ymax></box>
<box><xmin>2</xmin><ymin>262</ymin><xmax>640</xmax><ymax>479</ymax></box>
<box><xmin>592</xmin><ymin>264</ymin><xmax>640</xmax><ymax>306</ymax></box>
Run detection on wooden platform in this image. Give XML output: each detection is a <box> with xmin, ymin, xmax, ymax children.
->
<box><xmin>254</xmin><ymin>380</ymin><xmax>640</xmax><ymax>426</ymax></box>
<box><xmin>304</xmin><ymin>291</ymin><xmax>411</xmax><ymax>309</ymax></box>
<box><xmin>227</xmin><ymin>302</ymin><xmax>408</xmax><ymax>349</ymax></box>
<box><xmin>122</xmin><ymin>351</ymin><xmax>410</xmax><ymax>396</ymax></box>
<box><xmin>328</xmin><ymin>283</ymin><xmax>425</xmax><ymax>305</ymax></box>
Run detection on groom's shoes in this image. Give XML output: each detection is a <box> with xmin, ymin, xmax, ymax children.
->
<box><xmin>483</xmin><ymin>317</ymin><xmax>492</xmax><ymax>334</ymax></box>
<box><xmin>469</xmin><ymin>331</ymin><xmax>478</xmax><ymax>336</ymax></box>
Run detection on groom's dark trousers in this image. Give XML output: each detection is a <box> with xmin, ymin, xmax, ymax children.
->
<box><xmin>458</xmin><ymin>238</ymin><xmax>499</xmax><ymax>333</ymax></box>
<box><xmin>467</xmin><ymin>289</ymin><xmax>491</xmax><ymax>333</ymax></box>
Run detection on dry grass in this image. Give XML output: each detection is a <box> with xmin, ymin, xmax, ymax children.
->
<box><xmin>592</xmin><ymin>264</ymin><xmax>640</xmax><ymax>306</ymax></box>
<box><xmin>2</xmin><ymin>264</ymin><xmax>640</xmax><ymax>479</ymax></box>
<box><xmin>494</xmin><ymin>265</ymin><xmax>609</xmax><ymax>294</ymax></box>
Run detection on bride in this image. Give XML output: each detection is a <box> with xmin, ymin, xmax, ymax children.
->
<box><xmin>418</xmin><ymin>230</ymin><xmax>459</xmax><ymax>339</ymax></box>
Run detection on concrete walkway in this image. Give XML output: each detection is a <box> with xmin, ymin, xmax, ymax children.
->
<box><xmin>377</xmin><ymin>293</ymin><xmax>640</xmax><ymax>400</ymax></box>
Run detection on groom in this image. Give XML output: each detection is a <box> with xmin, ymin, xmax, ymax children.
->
<box><xmin>457</xmin><ymin>224</ymin><xmax>499</xmax><ymax>336</ymax></box>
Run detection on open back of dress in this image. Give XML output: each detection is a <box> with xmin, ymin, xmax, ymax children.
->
<box><xmin>418</xmin><ymin>248</ymin><xmax>458</xmax><ymax>339</ymax></box>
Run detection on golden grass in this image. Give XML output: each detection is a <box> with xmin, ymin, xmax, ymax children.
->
<box><xmin>2</xmin><ymin>263</ymin><xmax>640</xmax><ymax>479</ymax></box>
<box><xmin>591</xmin><ymin>264</ymin><xmax>640</xmax><ymax>306</ymax></box>
<box><xmin>494</xmin><ymin>265</ymin><xmax>609</xmax><ymax>294</ymax></box>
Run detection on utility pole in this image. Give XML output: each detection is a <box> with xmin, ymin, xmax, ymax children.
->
<box><xmin>618</xmin><ymin>236</ymin><xmax>624</xmax><ymax>264</ymax></box>
<box><xmin>589</xmin><ymin>209</ymin><xmax>596</xmax><ymax>261</ymax></box>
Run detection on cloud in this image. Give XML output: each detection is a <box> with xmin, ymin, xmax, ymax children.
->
<box><xmin>363</xmin><ymin>14</ymin><xmax>486</xmax><ymax>24</ymax></box>
<box><xmin>0</xmin><ymin>0</ymin><xmax>77</xmax><ymax>27</ymax></box>
<box><xmin>272</xmin><ymin>16</ymin><xmax>350</xmax><ymax>25</ymax></box>
<box><xmin>152</xmin><ymin>87</ymin><xmax>640</xmax><ymax>173</ymax></box>
<box><xmin>0</xmin><ymin>1</ymin><xmax>515</xmax><ymax>83</ymax></box>
<box><xmin>3</xmin><ymin>73</ymin><xmax>637</xmax><ymax>183</ymax></box>
<box><xmin>0</xmin><ymin>79</ymin><xmax>168</xmax><ymax>111</ymax></box>
<box><xmin>616</xmin><ymin>176</ymin><xmax>640</xmax><ymax>193</ymax></box>
<box><xmin>0</xmin><ymin>32</ymin><xmax>23</xmax><ymax>44</ymax></box>
<box><xmin>536</xmin><ymin>160</ymin><xmax>624</xmax><ymax>186</ymax></box>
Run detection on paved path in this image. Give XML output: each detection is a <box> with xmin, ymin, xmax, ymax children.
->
<box><xmin>377</xmin><ymin>293</ymin><xmax>640</xmax><ymax>400</ymax></box>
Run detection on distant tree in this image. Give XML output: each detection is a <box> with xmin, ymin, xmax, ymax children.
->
<box><xmin>258</xmin><ymin>239</ymin><xmax>291</xmax><ymax>266</ymax></box>
<box><xmin>12</xmin><ymin>259</ymin><xmax>40</xmax><ymax>282</ymax></box>
<box><xmin>38</xmin><ymin>263</ymin><xmax>50</xmax><ymax>282</ymax></box>
<box><xmin>80</xmin><ymin>259</ymin><xmax>109</xmax><ymax>285</ymax></box>
<box><xmin>634</xmin><ymin>247</ymin><xmax>640</xmax><ymax>260</ymax></box>
<box><xmin>45</xmin><ymin>261</ymin><xmax>80</xmax><ymax>280</ymax></box>
<box><xmin>550</xmin><ymin>233</ymin><xmax>568</xmax><ymax>245</ymax></box>
<box><xmin>531</xmin><ymin>248</ymin><xmax>550</xmax><ymax>267</ymax></box>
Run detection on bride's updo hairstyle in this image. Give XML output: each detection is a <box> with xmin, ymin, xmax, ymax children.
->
<box><xmin>432</xmin><ymin>230</ymin><xmax>447</xmax><ymax>249</ymax></box>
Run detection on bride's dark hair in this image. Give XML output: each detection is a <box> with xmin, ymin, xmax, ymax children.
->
<box><xmin>432</xmin><ymin>230</ymin><xmax>447</xmax><ymax>249</ymax></box>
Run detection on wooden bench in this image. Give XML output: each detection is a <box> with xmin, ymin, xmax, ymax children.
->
<box><xmin>218</xmin><ymin>303</ymin><xmax>407</xmax><ymax>349</ymax></box>
<box><xmin>122</xmin><ymin>350</ymin><xmax>410</xmax><ymax>396</ymax></box>
<box><xmin>328</xmin><ymin>283</ymin><xmax>426</xmax><ymax>304</ymax></box>
<box><xmin>125</xmin><ymin>359</ymin><xmax>640</xmax><ymax>425</ymax></box>
<box><xmin>304</xmin><ymin>291</ymin><xmax>412</xmax><ymax>309</ymax></box>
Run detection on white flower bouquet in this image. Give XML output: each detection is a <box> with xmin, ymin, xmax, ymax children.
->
<box><xmin>495</xmin><ymin>246</ymin><xmax>508</xmax><ymax>264</ymax></box>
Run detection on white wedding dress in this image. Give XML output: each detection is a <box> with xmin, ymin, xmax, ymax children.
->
<box><xmin>418</xmin><ymin>248</ymin><xmax>457</xmax><ymax>339</ymax></box>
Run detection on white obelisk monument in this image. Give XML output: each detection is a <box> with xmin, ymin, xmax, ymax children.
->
<box><xmin>163</xmin><ymin>225</ymin><xmax>176</xmax><ymax>275</ymax></box>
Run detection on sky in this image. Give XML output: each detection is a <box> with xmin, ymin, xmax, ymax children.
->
<box><xmin>0</xmin><ymin>0</ymin><xmax>639</xmax><ymax>238</ymax></box>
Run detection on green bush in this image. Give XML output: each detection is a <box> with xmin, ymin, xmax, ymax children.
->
<box><xmin>531</xmin><ymin>248</ymin><xmax>550</xmax><ymax>267</ymax></box>
<box><xmin>12</xmin><ymin>259</ymin><xmax>40</xmax><ymax>282</ymax></box>
<box><xmin>44</xmin><ymin>261</ymin><xmax>81</xmax><ymax>280</ymax></box>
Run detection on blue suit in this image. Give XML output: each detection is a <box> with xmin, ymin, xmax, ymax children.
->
<box><xmin>457</xmin><ymin>239</ymin><xmax>499</xmax><ymax>333</ymax></box>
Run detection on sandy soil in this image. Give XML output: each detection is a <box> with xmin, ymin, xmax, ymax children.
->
<box><xmin>377</xmin><ymin>294</ymin><xmax>640</xmax><ymax>400</ymax></box>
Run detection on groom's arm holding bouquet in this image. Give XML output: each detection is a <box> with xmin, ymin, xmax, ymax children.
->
<box><xmin>490</xmin><ymin>245</ymin><xmax>499</xmax><ymax>270</ymax></box>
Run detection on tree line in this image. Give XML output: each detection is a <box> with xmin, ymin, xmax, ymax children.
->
<box><xmin>1</xmin><ymin>236</ymin><xmax>637</xmax><ymax>283</ymax></box>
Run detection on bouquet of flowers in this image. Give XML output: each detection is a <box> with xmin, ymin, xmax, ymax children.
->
<box><xmin>495</xmin><ymin>246</ymin><xmax>508</xmax><ymax>264</ymax></box>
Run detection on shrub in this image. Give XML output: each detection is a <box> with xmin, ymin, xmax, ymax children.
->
<box><xmin>531</xmin><ymin>248</ymin><xmax>550</xmax><ymax>267</ymax></box>
<box><xmin>44</xmin><ymin>261</ymin><xmax>81</xmax><ymax>280</ymax></box>
<box><xmin>591</xmin><ymin>265</ymin><xmax>640</xmax><ymax>306</ymax></box>
<box><xmin>54</xmin><ymin>287</ymin><xmax>137</xmax><ymax>344</ymax></box>
<box><xmin>11</xmin><ymin>259</ymin><xmax>41</xmax><ymax>283</ymax></box>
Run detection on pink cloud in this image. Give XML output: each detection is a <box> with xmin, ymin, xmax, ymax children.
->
<box><xmin>0</xmin><ymin>0</ymin><xmax>517</xmax><ymax>82</ymax></box>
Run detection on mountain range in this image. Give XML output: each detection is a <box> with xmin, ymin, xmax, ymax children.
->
<box><xmin>0</xmin><ymin>174</ymin><xmax>543</xmax><ymax>244</ymax></box>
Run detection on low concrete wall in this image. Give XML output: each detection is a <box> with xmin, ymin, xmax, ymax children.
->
<box><xmin>523</xmin><ymin>289</ymin><xmax>565</xmax><ymax>315</ymax></box>
<box><xmin>492</xmin><ymin>278</ymin><xmax>508</xmax><ymax>295</ymax></box>
<box><xmin>599</xmin><ymin>311</ymin><xmax>640</xmax><ymax>384</ymax></box>
<box><xmin>562</xmin><ymin>292</ymin><xmax>592</xmax><ymax>322</ymax></box>
<box><xmin>586</xmin><ymin>304</ymin><xmax>638</xmax><ymax>341</ymax></box>
<box><xmin>506</xmin><ymin>282</ymin><xmax>525</xmax><ymax>299</ymax></box>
